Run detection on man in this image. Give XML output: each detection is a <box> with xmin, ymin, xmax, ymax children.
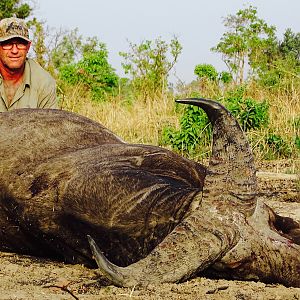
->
<box><xmin>0</xmin><ymin>17</ymin><xmax>57</xmax><ymax>112</ymax></box>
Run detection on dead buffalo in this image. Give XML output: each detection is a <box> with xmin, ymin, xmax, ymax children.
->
<box><xmin>0</xmin><ymin>98</ymin><xmax>299</xmax><ymax>288</ymax></box>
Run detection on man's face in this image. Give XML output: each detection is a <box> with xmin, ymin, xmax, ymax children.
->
<box><xmin>0</xmin><ymin>38</ymin><xmax>30</xmax><ymax>71</ymax></box>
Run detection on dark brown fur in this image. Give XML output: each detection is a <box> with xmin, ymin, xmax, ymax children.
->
<box><xmin>0</xmin><ymin>108</ymin><xmax>205</xmax><ymax>266</ymax></box>
<box><xmin>0</xmin><ymin>102</ymin><xmax>299</xmax><ymax>288</ymax></box>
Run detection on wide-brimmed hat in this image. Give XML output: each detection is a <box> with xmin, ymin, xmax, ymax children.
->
<box><xmin>0</xmin><ymin>17</ymin><xmax>31</xmax><ymax>43</ymax></box>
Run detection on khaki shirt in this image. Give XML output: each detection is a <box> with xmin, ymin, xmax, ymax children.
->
<box><xmin>0</xmin><ymin>58</ymin><xmax>57</xmax><ymax>112</ymax></box>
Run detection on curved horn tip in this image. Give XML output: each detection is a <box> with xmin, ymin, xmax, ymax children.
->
<box><xmin>175</xmin><ymin>98</ymin><xmax>230</xmax><ymax>125</ymax></box>
<box><xmin>175</xmin><ymin>98</ymin><xmax>224</xmax><ymax>110</ymax></box>
<box><xmin>87</xmin><ymin>235</ymin><xmax>126</xmax><ymax>287</ymax></box>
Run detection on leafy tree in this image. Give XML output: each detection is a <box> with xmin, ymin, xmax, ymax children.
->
<box><xmin>50</xmin><ymin>28</ymin><xmax>84</xmax><ymax>70</ymax></box>
<box><xmin>211</xmin><ymin>5</ymin><xmax>277</xmax><ymax>84</ymax></box>
<box><xmin>120</xmin><ymin>37</ymin><xmax>182</xmax><ymax>99</ymax></box>
<box><xmin>27</xmin><ymin>18</ymin><xmax>47</xmax><ymax>68</ymax></box>
<box><xmin>59</xmin><ymin>42</ymin><xmax>119</xmax><ymax>101</ymax></box>
<box><xmin>27</xmin><ymin>22</ymin><xmax>119</xmax><ymax>102</ymax></box>
<box><xmin>256</xmin><ymin>28</ymin><xmax>300</xmax><ymax>90</ymax></box>
<box><xmin>194</xmin><ymin>64</ymin><xmax>218</xmax><ymax>81</ymax></box>
<box><xmin>279</xmin><ymin>28</ymin><xmax>300</xmax><ymax>62</ymax></box>
<box><xmin>257</xmin><ymin>55</ymin><xmax>300</xmax><ymax>89</ymax></box>
<box><xmin>0</xmin><ymin>0</ymin><xmax>32</xmax><ymax>19</ymax></box>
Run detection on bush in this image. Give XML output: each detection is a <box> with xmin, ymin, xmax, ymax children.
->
<box><xmin>218</xmin><ymin>71</ymin><xmax>233</xmax><ymax>84</ymax></box>
<box><xmin>162</xmin><ymin>104</ymin><xmax>211</xmax><ymax>156</ymax></box>
<box><xmin>264</xmin><ymin>133</ymin><xmax>293</xmax><ymax>159</ymax></box>
<box><xmin>162</xmin><ymin>87</ymin><xmax>270</xmax><ymax>157</ymax></box>
<box><xmin>59</xmin><ymin>44</ymin><xmax>118</xmax><ymax>101</ymax></box>
<box><xmin>224</xmin><ymin>87</ymin><xmax>269</xmax><ymax>131</ymax></box>
<box><xmin>295</xmin><ymin>136</ymin><xmax>300</xmax><ymax>150</ymax></box>
<box><xmin>194</xmin><ymin>64</ymin><xmax>218</xmax><ymax>81</ymax></box>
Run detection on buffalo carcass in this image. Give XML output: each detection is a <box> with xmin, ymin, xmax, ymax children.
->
<box><xmin>0</xmin><ymin>98</ymin><xmax>299</xmax><ymax>288</ymax></box>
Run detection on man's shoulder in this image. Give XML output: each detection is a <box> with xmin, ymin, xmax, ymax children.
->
<box><xmin>26</xmin><ymin>59</ymin><xmax>56</xmax><ymax>85</ymax></box>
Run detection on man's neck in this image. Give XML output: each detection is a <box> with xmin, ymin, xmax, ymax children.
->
<box><xmin>0</xmin><ymin>63</ymin><xmax>25</xmax><ymax>83</ymax></box>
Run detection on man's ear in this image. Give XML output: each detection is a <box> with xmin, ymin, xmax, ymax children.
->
<box><xmin>27</xmin><ymin>42</ymin><xmax>31</xmax><ymax>52</ymax></box>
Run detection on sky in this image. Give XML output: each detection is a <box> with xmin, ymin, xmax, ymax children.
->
<box><xmin>34</xmin><ymin>0</ymin><xmax>300</xmax><ymax>83</ymax></box>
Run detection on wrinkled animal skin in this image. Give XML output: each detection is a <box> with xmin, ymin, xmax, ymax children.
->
<box><xmin>0</xmin><ymin>98</ymin><xmax>299</xmax><ymax>288</ymax></box>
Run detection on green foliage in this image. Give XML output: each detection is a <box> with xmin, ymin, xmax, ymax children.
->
<box><xmin>162</xmin><ymin>104</ymin><xmax>211</xmax><ymax>155</ymax></box>
<box><xmin>210</xmin><ymin>4</ymin><xmax>300</xmax><ymax>97</ymax></box>
<box><xmin>50</xmin><ymin>28</ymin><xmax>85</xmax><ymax>70</ymax></box>
<box><xmin>162</xmin><ymin>87</ymin><xmax>269</xmax><ymax>156</ymax></box>
<box><xmin>218</xmin><ymin>71</ymin><xmax>233</xmax><ymax>84</ymax></box>
<box><xmin>264</xmin><ymin>133</ymin><xmax>293</xmax><ymax>159</ymax></box>
<box><xmin>257</xmin><ymin>68</ymin><xmax>281</xmax><ymax>88</ymax></box>
<box><xmin>27</xmin><ymin>18</ymin><xmax>47</xmax><ymax>68</ymax></box>
<box><xmin>279</xmin><ymin>28</ymin><xmax>300</xmax><ymax>62</ymax></box>
<box><xmin>194</xmin><ymin>64</ymin><xmax>218</xmax><ymax>81</ymax></box>
<box><xmin>211</xmin><ymin>5</ymin><xmax>277</xmax><ymax>84</ymax></box>
<box><xmin>257</xmin><ymin>28</ymin><xmax>300</xmax><ymax>91</ymax></box>
<box><xmin>29</xmin><ymin>26</ymin><xmax>108</xmax><ymax>78</ymax></box>
<box><xmin>193</xmin><ymin>64</ymin><xmax>233</xmax><ymax>87</ymax></box>
<box><xmin>257</xmin><ymin>56</ymin><xmax>300</xmax><ymax>90</ymax></box>
<box><xmin>295</xmin><ymin>117</ymin><xmax>300</xmax><ymax>150</ymax></box>
<box><xmin>59</xmin><ymin>43</ymin><xmax>119</xmax><ymax>101</ymax></box>
<box><xmin>120</xmin><ymin>37</ymin><xmax>182</xmax><ymax>99</ymax></box>
<box><xmin>0</xmin><ymin>0</ymin><xmax>32</xmax><ymax>19</ymax></box>
<box><xmin>58</xmin><ymin>64</ymin><xmax>78</xmax><ymax>85</ymax></box>
<box><xmin>295</xmin><ymin>136</ymin><xmax>300</xmax><ymax>150</ymax></box>
<box><xmin>224</xmin><ymin>88</ymin><xmax>269</xmax><ymax>131</ymax></box>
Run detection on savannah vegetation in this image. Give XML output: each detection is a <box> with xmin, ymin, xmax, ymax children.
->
<box><xmin>3</xmin><ymin>1</ymin><xmax>300</xmax><ymax>168</ymax></box>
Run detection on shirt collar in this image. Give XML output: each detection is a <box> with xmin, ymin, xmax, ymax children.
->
<box><xmin>23</xmin><ymin>58</ymin><xmax>31</xmax><ymax>87</ymax></box>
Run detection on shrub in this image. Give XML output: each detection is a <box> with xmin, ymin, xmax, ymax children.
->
<box><xmin>265</xmin><ymin>133</ymin><xmax>293</xmax><ymax>159</ymax></box>
<box><xmin>162</xmin><ymin>104</ymin><xmax>211</xmax><ymax>156</ymax></box>
<box><xmin>59</xmin><ymin>44</ymin><xmax>118</xmax><ymax>101</ymax></box>
<box><xmin>224</xmin><ymin>87</ymin><xmax>269</xmax><ymax>131</ymax></box>
<box><xmin>162</xmin><ymin>87</ymin><xmax>270</xmax><ymax>157</ymax></box>
<box><xmin>194</xmin><ymin>64</ymin><xmax>218</xmax><ymax>81</ymax></box>
<box><xmin>218</xmin><ymin>71</ymin><xmax>233</xmax><ymax>84</ymax></box>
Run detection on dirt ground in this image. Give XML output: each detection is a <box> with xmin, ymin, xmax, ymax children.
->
<box><xmin>0</xmin><ymin>160</ymin><xmax>299</xmax><ymax>300</ymax></box>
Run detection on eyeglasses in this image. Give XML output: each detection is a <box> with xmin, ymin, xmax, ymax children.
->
<box><xmin>1</xmin><ymin>42</ymin><xmax>29</xmax><ymax>50</ymax></box>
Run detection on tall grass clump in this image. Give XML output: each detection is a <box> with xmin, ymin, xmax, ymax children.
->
<box><xmin>59</xmin><ymin>83</ymin><xmax>178</xmax><ymax>145</ymax></box>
